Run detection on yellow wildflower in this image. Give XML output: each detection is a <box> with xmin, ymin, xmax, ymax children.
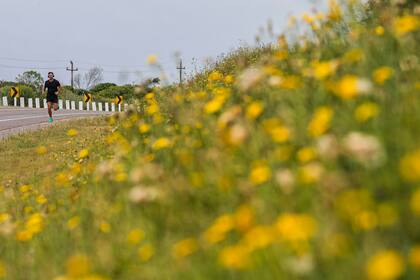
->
<box><xmin>204</xmin><ymin>96</ymin><xmax>226</xmax><ymax>114</ymax></box>
<box><xmin>152</xmin><ymin>137</ymin><xmax>172</xmax><ymax>150</ymax></box>
<box><xmin>172</xmin><ymin>238</ymin><xmax>198</xmax><ymax>259</ymax></box>
<box><xmin>146</xmin><ymin>54</ymin><xmax>158</xmax><ymax>65</ymax></box>
<box><xmin>400</xmin><ymin>149</ymin><xmax>420</xmax><ymax>182</ymax></box>
<box><xmin>66</xmin><ymin>254</ymin><xmax>90</xmax><ymax>278</ymax></box>
<box><xmin>79</xmin><ymin>149</ymin><xmax>89</xmax><ymax>159</ymax></box>
<box><xmin>36</xmin><ymin>194</ymin><xmax>48</xmax><ymax>205</ymax></box>
<box><xmin>249</xmin><ymin>163</ymin><xmax>272</xmax><ymax>185</ymax></box>
<box><xmin>375</xmin><ymin>26</ymin><xmax>385</xmax><ymax>36</ymax></box>
<box><xmin>36</xmin><ymin>146</ymin><xmax>47</xmax><ymax>155</ymax></box>
<box><xmin>409</xmin><ymin>246</ymin><xmax>420</xmax><ymax>269</ymax></box>
<box><xmin>219</xmin><ymin>245</ymin><xmax>251</xmax><ymax>270</ymax></box>
<box><xmin>19</xmin><ymin>185</ymin><xmax>32</xmax><ymax>193</ymax></box>
<box><xmin>0</xmin><ymin>213</ymin><xmax>10</xmax><ymax>223</ymax></box>
<box><xmin>203</xmin><ymin>214</ymin><xmax>234</xmax><ymax>244</ymax></box>
<box><xmin>138</xmin><ymin>244</ymin><xmax>155</xmax><ymax>262</ymax></box>
<box><xmin>127</xmin><ymin>229</ymin><xmax>145</xmax><ymax>245</ymax></box>
<box><xmin>246</xmin><ymin>101</ymin><xmax>264</xmax><ymax>120</ymax></box>
<box><xmin>67</xmin><ymin>216</ymin><xmax>80</xmax><ymax>230</ymax></box>
<box><xmin>274</xmin><ymin>50</ymin><xmax>288</xmax><ymax>61</ymax></box>
<box><xmin>275</xmin><ymin>213</ymin><xmax>317</xmax><ymax>242</ymax></box>
<box><xmin>138</xmin><ymin>123</ymin><xmax>151</xmax><ymax>134</ymax></box>
<box><xmin>67</xmin><ymin>129</ymin><xmax>79</xmax><ymax>137</ymax></box>
<box><xmin>393</xmin><ymin>15</ymin><xmax>420</xmax><ymax>36</ymax></box>
<box><xmin>366</xmin><ymin>250</ymin><xmax>404</xmax><ymax>280</ymax></box>
<box><xmin>224</xmin><ymin>75</ymin><xmax>234</xmax><ymax>84</ymax></box>
<box><xmin>312</xmin><ymin>60</ymin><xmax>338</xmax><ymax>80</ymax></box>
<box><xmin>208</xmin><ymin>71</ymin><xmax>223</xmax><ymax>82</ymax></box>
<box><xmin>373</xmin><ymin>67</ymin><xmax>393</xmax><ymax>85</ymax></box>
<box><xmin>298</xmin><ymin>162</ymin><xmax>324</xmax><ymax>184</ymax></box>
<box><xmin>0</xmin><ymin>260</ymin><xmax>5</xmax><ymax>278</ymax></box>
<box><xmin>234</xmin><ymin>205</ymin><xmax>254</xmax><ymax>232</ymax></box>
<box><xmin>242</xmin><ymin>225</ymin><xmax>275</xmax><ymax>251</ymax></box>
<box><xmin>333</xmin><ymin>75</ymin><xmax>372</xmax><ymax>99</ymax></box>
<box><xmin>99</xmin><ymin>222</ymin><xmax>111</xmax><ymax>233</ymax></box>
<box><xmin>354</xmin><ymin>102</ymin><xmax>379</xmax><ymax>122</ymax></box>
<box><xmin>355</xmin><ymin>211</ymin><xmax>378</xmax><ymax>231</ymax></box>
<box><xmin>16</xmin><ymin>230</ymin><xmax>33</xmax><ymax>241</ymax></box>
<box><xmin>297</xmin><ymin>147</ymin><xmax>317</xmax><ymax>163</ymax></box>
<box><xmin>328</xmin><ymin>0</ymin><xmax>342</xmax><ymax>21</ymax></box>
<box><xmin>308</xmin><ymin>106</ymin><xmax>334</xmax><ymax>137</ymax></box>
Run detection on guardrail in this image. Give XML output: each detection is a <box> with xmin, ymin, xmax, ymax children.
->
<box><xmin>0</xmin><ymin>96</ymin><xmax>128</xmax><ymax>112</ymax></box>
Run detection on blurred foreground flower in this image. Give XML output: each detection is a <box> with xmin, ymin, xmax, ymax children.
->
<box><xmin>67</xmin><ymin>129</ymin><xmax>79</xmax><ymax>137</ymax></box>
<box><xmin>366</xmin><ymin>250</ymin><xmax>404</xmax><ymax>280</ymax></box>
<box><xmin>399</xmin><ymin>149</ymin><xmax>420</xmax><ymax>182</ymax></box>
<box><xmin>393</xmin><ymin>15</ymin><xmax>420</xmax><ymax>36</ymax></box>
<box><xmin>146</xmin><ymin>54</ymin><xmax>158</xmax><ymax>65</ymax></box>
<box><xmin>342</xmin><ymin>132</ymin><xmax>385</xmax><ymax>168</ymax></box>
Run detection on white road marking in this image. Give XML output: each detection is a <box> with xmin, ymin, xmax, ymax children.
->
<box><xmin>0</xmin><ymin>112</ymin><xmax>107</xmax><ymax>122</ymax></box>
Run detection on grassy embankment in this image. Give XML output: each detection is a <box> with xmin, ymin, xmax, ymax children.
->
<box><xmin>1</xmin><ymin>1</ymin><xmax>420</xmax><ymax>279</ymax></box>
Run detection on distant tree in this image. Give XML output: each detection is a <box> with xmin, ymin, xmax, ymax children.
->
<box><xmin>15</xmin><ymin>70</ymin><xmax>43</xmax><ymax>89</ymax></box>
<box><xmin>91</xmin><ymin>82</ymin><xmax>117</xmax><ymax>93</ymax></box>
<box><xmin>74</xmin><ymin>67</ymin><xmax>104</xmax><ymax>90</ymax></box>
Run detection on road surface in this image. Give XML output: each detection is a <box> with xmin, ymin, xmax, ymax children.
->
<box><xmin>0</xmin><ymin>106</ymin><xmax>111</xmax><ymax>139</ymax></box>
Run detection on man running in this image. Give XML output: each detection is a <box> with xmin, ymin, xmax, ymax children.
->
<box><xmin>43</xmin><ymin>72</ymin><xmax>61</xmax><ymax>122</ymax></box>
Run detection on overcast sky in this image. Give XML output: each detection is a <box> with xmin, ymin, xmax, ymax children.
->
<box><xmin>0</xmin><ymin>0</ymin><xmax>323</xmax><ymax>86</ymax></box>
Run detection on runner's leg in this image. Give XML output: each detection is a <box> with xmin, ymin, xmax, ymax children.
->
<box><xmin>47</xmin><ymin>102</ymin><xmax>52</xmax><ymax>117</ymax></box>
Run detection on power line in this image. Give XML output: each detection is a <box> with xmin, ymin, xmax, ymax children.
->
<box><xmin>0</xmin><ymin>64</ymin><xmax>64</xmax><ymax>70</ymax></box>
<box><xmin>0</xmin><ymin>57</ymin><xmax>67</xmax><ymax>63</ymax></box>
<box><xmin>0</xmin><ymin>56</ymin><xmax>175</xmax><ymax>70</ymax></box>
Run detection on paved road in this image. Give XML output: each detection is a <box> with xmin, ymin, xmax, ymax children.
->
<box><xmin>0</xmin><ymin>106</ymin><xmax>111</xmax><ymax>139</ymax></box>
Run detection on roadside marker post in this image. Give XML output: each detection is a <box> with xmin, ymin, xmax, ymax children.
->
<box><xmin>14</xmin><ymin>98</ymin><xmax>17</xmax><ymax>107</ymax></box>
<box><xmin>78</xmin><ymin>101</ymin><xmax>83</xmax><ymax>111</ymax></box>
<box><xmin>92</xmin><ymin>102</ymin><xmax>97</xmax><ymax>112</ymax></box>
<box><xmin>115</xmin><ymin>95</ymin><xmax>123</xmax><ymax>105</ymax></box>
<box><xmin>28</xmin><ymin>98</ymin><xmax>33</xmax><ymax>108</ymax></box>
<box><xmin>111</xmin><ymin>103</ymin><xmax>115</xmax><ymax>112</ymax></box>
<box><xmin>98</xmin><ymin>102</ymin><xmax>103</xmax><ymax>111</ymax></box>
<box><xmin>20</xmin><ymin>97</ymin><xmax>25</xmax><ymax>108</ymax></box>
<box><xmin>35</xmin><ymin>98</ymin><xmax>40</xmax><ymax>108</ymax></box>
<box><xmin>58</xmin><ymin>100</ymin><xmax>63</xmax><ymax>110</ymax></box>
<box><xmin>71</xmin><ymin>101</ymin><xmax>76</xmax><ymax>110</ymax></box>
<box><xmin>105</xmin><ymin>103</ymin><xmax>109</xmax><ymax>112</ymax></box>
<box><xmin>2</xmin><ymin>96</ymin><xmax>8</xmax><ymax>106</ymax></box>
<box><xmin>124</xmin><ymin>104</ymin><xmax>128</xmax><ymax>111</ymax></box>
<box><xmin>43</xmin><ymin>99</ymin><xmax>47</xmax><ymax>108</ymax></box>
<box><xmin>66</xmin><ymin>100</ymin><xmax>70</xmax><ymax>110</ymax></box>
<box><xmin>9</xmin><ymin>87</ymin><xmax>20</xmax><ymax>98</ymax></box>
<box><xmin>83</xmin><ymin>93</ymin><xmax>92</xmax><ymax>103</ymax></box>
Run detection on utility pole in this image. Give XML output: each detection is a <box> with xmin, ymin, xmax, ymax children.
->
<box><xmin>176</xmin><ymin>59</ymin><xmax>186</xmax><ymax>85</ymax></box>
<box><xmin>66</xmin><ymin>61</ymin><xmax>78</xmax><ymax>90</ymax></box>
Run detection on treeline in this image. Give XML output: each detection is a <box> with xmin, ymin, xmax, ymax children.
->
<box><xmin>0</xmin><ymin>70</ymin><xmax>160</xmax><ymax>103</ymax></box>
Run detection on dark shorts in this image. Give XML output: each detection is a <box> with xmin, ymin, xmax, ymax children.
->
<box><xmin>47</xmin><ymin>94</ymin><xmax>58</xmax><ymax>103</ymax></box>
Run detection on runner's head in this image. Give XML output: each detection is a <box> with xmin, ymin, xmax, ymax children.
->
<box><xmin>48</xmin><ymin>72</ymin><xmax>54</xmax><ymax>80</ymax></box>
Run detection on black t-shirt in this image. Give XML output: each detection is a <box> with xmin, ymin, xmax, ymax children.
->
<box><xmin>44</xmin><ymin>79</ymin><xmax>60</xmax><ymax>96</ymax></box>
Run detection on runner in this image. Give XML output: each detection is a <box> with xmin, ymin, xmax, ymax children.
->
<box><xmin>42</xmin><ymin>72</ymin><xmax>61</xmax><ymax>122</ymax></box>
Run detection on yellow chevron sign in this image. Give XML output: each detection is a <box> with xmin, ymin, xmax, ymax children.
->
<box><xmin>84</xmin><ymin>93</ymin><xmax>92</xmax><ymax>103</ymax></box>
<box><xmin>115</xmin><ymin>95</ymin><xmax>123</xmax><ymax>105</ymax></box>
<box><xmin>9</xmin><ymin>86</ymin><xmax>20</xmax><ymax>98</ymax></box>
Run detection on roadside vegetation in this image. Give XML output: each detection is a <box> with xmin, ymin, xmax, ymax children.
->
<box><xmin>0</xmin><ymin>1</ymin><xmax>419</xmax><ymax>279</ymax></box>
